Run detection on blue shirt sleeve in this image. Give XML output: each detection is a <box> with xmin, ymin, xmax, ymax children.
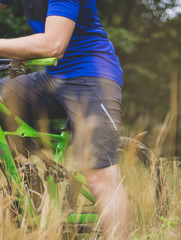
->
<box><xmin>0</xmin><ymin>0</ymin><xmax>12</xmax><ymax>5</ymax></box>
<box><xmin>47</xmin><ymin>0</ymin><xmax>80</xmax><ymax>22</ymax></box>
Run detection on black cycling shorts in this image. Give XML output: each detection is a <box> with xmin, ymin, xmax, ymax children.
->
<box><xmin>0</xmin><ymin>71</ymin><xmax>122</xmax><ymax>169</ymax></box>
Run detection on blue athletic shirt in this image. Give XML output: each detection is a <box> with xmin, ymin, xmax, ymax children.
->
<box><xmin>0</xmin><ymin>0</ymin><xmax>123</xmax><ymax>86</ymax></box>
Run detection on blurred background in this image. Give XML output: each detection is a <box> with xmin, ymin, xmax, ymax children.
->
<box><xmin>0</xmin><ymin>0</ymin><xmax>181</xmax><ymax>159</ymax></box>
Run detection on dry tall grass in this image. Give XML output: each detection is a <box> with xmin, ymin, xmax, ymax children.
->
<box><xmin>0</xmin><ymin>105</ymin><xmax>181</xmax><ymax>240</ymax></box>
<box><xmin>0</xmin><ymin>138</ymin><xmax>180</xmax><ymax>240</ymax></box>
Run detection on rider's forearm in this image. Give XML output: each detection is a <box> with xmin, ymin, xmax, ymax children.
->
<box><xmin>0</xmin><ymin>33</ymin><xmax>63</xmax><ymax>60</ymax></box>
<box><xmin>0</xmin><ymin>16</ymin><xmax>75</xmax><ymax>60</ymax></box>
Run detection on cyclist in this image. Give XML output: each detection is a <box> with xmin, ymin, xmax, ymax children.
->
<box><xmin>0</xmin><ymin>0</ymin><xmax>131</xmax><ymax>239</ymax></box>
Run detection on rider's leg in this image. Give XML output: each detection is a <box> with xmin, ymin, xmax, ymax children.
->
<box><xmin>86</xmin><ymin>164</ymin><xmax>131</xmax><ymax>240</ymax></box>
<box><xmin>0</xmin><ymin>95</ymin><xmax>3</xmax><ymax>103</ymax></box>
<box><xmin>55</xmin><ymin>76</ymin><xmax>131</xmax><ymax>239</ymax></box>
<box><xmin>0</xmin><ymin>71</ymin><xmax>67</xmax><ymax>128</ymax></box>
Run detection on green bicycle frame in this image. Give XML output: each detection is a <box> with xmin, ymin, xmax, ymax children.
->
<box><xmin>0</xmin><ymin>57</ymin><xmax>98</xmax><ymax>225</ymax></box>
<box><xmin>0</xmin><ymin>104</ymin><xmax>97</xmax><ymax>225</ymax></box>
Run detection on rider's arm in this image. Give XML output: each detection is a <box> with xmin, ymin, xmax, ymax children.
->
<box><xmin>0</xmin><ymin>15</ymin><xmax>75</xmax><ymax>60</ymax></box>
<box><xmin>0</xmin><ymin>3</ymin><xmax>5</xmax><ymax>9</ymax></box>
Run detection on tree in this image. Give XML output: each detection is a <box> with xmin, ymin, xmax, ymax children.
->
<box><xmin>0</xmin><ymin>0</ymin><xmax>32</xmax><ymax>38</ymax></box>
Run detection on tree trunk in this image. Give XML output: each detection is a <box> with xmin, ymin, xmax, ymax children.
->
<box><xmin>121</xmin><ymin>0</ymin><xmax>136</xmax><ymax>28</ymax></box>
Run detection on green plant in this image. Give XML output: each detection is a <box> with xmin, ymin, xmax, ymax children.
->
<box><xmin>159</xmin><ymin>216</ymin><xmax>179</xmax><ymax>232</ymax></box>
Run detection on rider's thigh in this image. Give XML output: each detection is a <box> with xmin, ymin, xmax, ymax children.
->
<box><xmin>53</xmin><ymin>76</ymin><xmax>122</xmax><ymax>169</ymax></box>
<box><xmin>0</xmin><ymin>71</ymin><xmax>67</xmax><ymax>126</ymax></box>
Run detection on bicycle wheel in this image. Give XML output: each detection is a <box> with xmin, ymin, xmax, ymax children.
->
<box><xmin>119</xmin><ymin>136</ymin><xmax>168</xmax><ymax>217</ymax></box>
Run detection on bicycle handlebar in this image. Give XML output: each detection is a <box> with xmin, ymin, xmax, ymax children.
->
<box><xmin>0</xmin><ymin>57</ymin><xmax>58</xmax><ymax>67</ymax></box>
<box><xmin>24</xmin><ymin>57</ymin><xmax>58</xmax><ymax>67</ymax></box>
<box><xmin>0</xmin><ymin>59</ymin><xmax>12</xmax><ymax>64</ymax></box>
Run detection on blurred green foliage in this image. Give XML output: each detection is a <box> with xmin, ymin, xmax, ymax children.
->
<box><xmin>98</xmin><ymin>0</ymin><xmax>181</xmax><ymax>157</ymax></box>
<box><xmin>0</xmin><ymin>0</ymin><xmax>181</xmax><ymax>157</ymax></box>
<box><xmin>0</xmin><ymin>0</ymin><xmax>32</xmax><ymax>37</ymax></box>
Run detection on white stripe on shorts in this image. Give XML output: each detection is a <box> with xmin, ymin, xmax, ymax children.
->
<box><xmin>101</xmin><ymin>103</ymin><xmax>118</xmax><ymax>132</ymax></box>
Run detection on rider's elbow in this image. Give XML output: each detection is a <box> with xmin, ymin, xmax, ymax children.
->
<box><xmin>41</xmin><ymin>33</ymin><xmax>67</xmax><ymax>60</ymax></box>
<box><xmin>52</xmin><ymin>49</ymin><xmax>64</xmax><ymax>60</ymax></box>
<box><xmin>47</xmin><ymin>43</ymin><xmax>64</xmax><ymax>60</ymax></box>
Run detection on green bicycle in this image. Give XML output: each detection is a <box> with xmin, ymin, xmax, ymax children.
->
<box><xmin>0</xmin><ymin>58</ymin><xmax>168</xmax><ymax>239</ymax></box>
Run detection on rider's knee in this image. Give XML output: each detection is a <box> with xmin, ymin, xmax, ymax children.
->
<box><xmin>0</xmin><ymin>95</ymin><xmax>3</xmax><ymax>103</ymax></box>
<box><xmin>86</xmin><ymin>164</ymin><xmax>122</xmax><ymax>196</ymax></box>
<box><xmin>0</xmin><ymin>85</ymin><xmax>8</xmax><ymax>103</ymax></box>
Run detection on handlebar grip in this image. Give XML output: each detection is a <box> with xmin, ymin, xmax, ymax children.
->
<box><xmin>0</xmin><ymin>59</ymin><xmax>12</xmax><ymax>64</ymax></box>
<box><xmin>24</xmin><ymin>57</ymin><xmax>58</xmax><ymax>67</ymax></box>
